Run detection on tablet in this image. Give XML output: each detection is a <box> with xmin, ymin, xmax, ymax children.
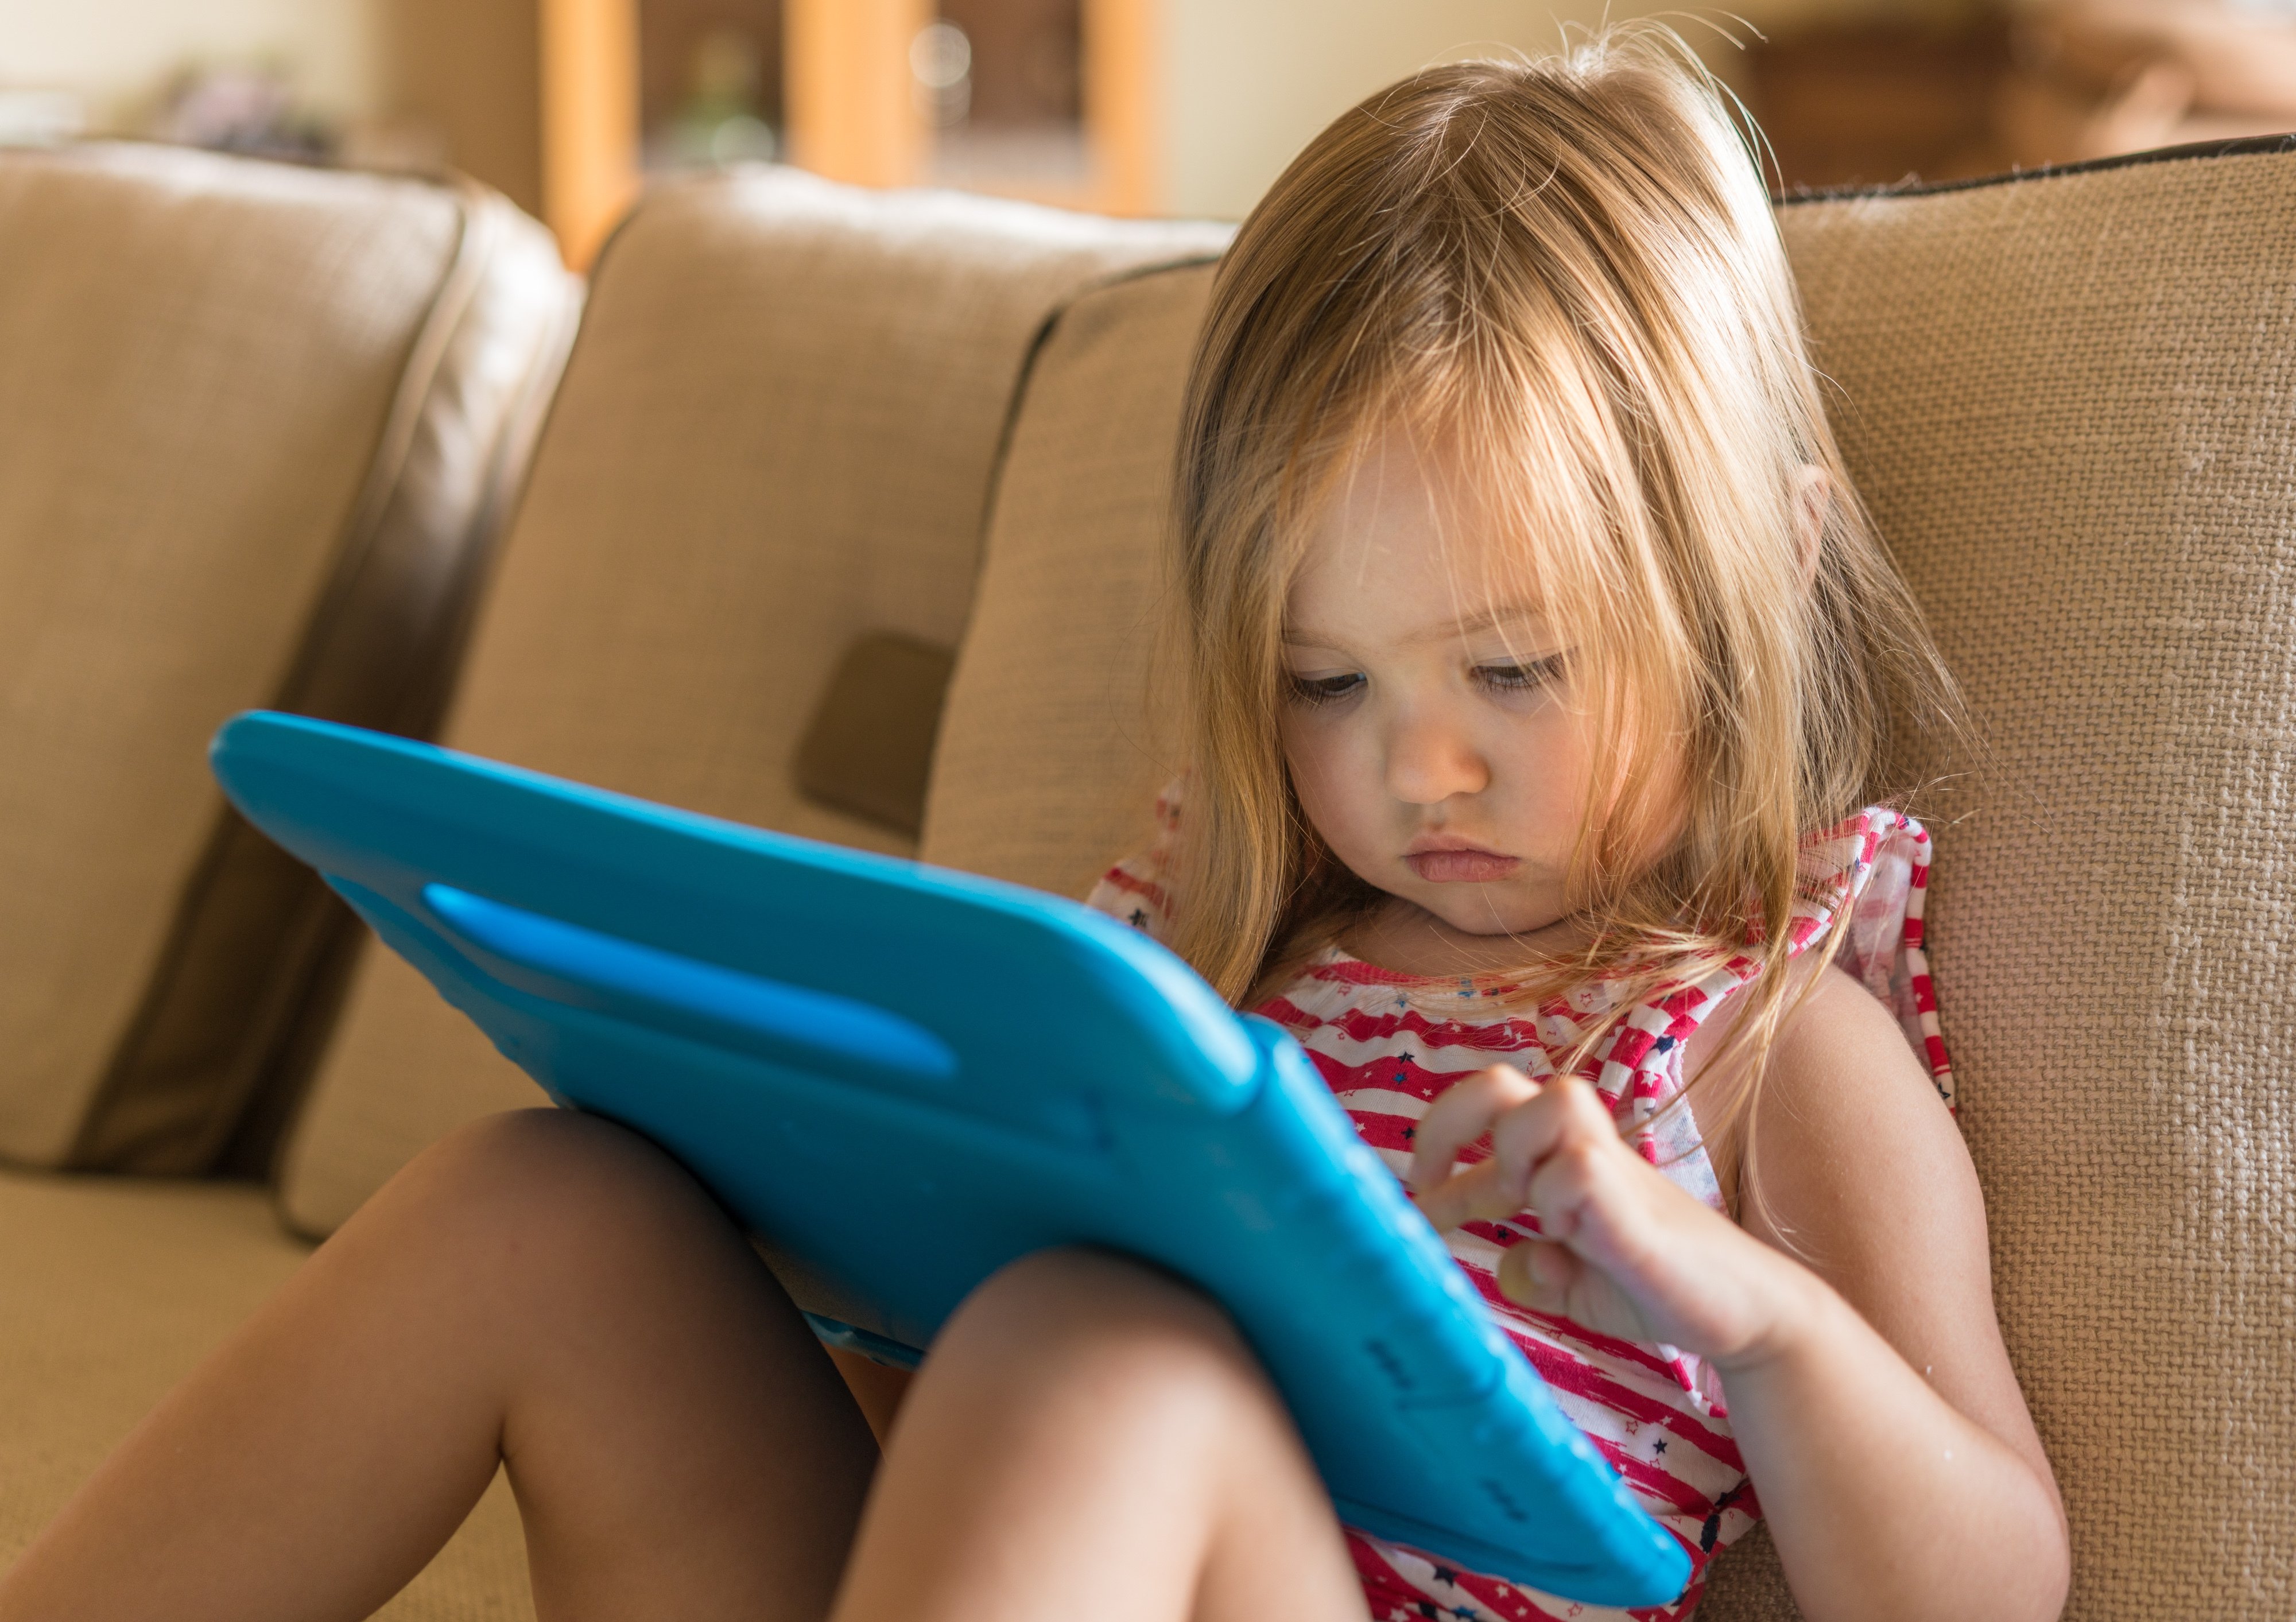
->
<box><xmin>212</xmin><ymin>710</ymin><xmax>1692</xmax><ymax>1607</ymax></box>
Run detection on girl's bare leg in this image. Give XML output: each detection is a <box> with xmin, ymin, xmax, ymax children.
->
<box><xmin>0</xmin><ymin>1109</ymin><xmax>877</xmax><ymax>1622</ymax></box>
<box><xmin>839</xmin><ymin>1248</ymin><xmax>1368</xmax><ymax>1622</ymax></box>
<box><xmin>4</xmin><ymin>1114</ymin><xmax>1366</xmax><ymax>1622</ymax></box>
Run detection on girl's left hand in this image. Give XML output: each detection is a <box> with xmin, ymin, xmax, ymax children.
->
<box><xmin>1407</xmin><ymin>1066</ymin><xmax>1809</xmax><ymax>1367</ymax></box>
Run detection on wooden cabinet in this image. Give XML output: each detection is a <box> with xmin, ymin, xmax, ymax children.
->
<box><xmin>542</xmin><ymin>0</ymin><xmax>642</xmax><ymax>265</ymax></box>
<box><xmin>431</xmin><ymin>0</ymin><xmax>1159</xmax><ymax>264</ymax></box>
<box><xmin>777</xmin><ymin>0</ymin><xmax>1157</xmax><ymax>209</ymax></box>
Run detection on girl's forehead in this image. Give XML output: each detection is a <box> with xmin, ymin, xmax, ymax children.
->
<box><xmin>1285</xmin><ymin>521</ymin><xmax>1553</xmax><ymax>649</ymax></box>
<box><xmin>1318</xmin><ymin>418</ymin><xmax>1481</xmax><ymax>527</ymax></box>
<box><xmin>1286</xmin><ymin>425</ymin><xmax>1552</xmax><ymax>645</ymax></box>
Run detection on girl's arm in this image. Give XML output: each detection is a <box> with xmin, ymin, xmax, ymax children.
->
<box><xmin>1410</xmin><ymin>968</ymin><xmax>2069</xmax><ymax>1622</ymax></box>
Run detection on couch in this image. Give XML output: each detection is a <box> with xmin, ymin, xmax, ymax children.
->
<box><xmin>3</xmin><ymin>130</ymin><xmax>2292</xmax><ymax>1620</ymax></box>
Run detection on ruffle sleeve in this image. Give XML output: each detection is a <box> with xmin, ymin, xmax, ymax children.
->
<box><xmin>1083</xmin><ymin>779</ymin><xmax>1185</xmax><ymax>944</ymax></box>
<box><xmin>1789</xmin><ymin>809</ymin><xmax>1956</xmax><ymax>1111</ymax></box>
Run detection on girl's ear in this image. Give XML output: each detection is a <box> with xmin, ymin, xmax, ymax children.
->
<box><xmin>1794</xmin><ymin>464</ymin><xmax>1829</xmax><ymax>589</ymax></box>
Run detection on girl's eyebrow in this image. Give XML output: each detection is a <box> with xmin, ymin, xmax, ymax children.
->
<box><xmin>1281</xmin><ymin>603</ymin><xmax>1550</xmax><ymax>652</ymax></box>
<box><xmin>1429</xmin><ymin>603</ymin><xmax>1548</xmax><ymax>645</ymax></box>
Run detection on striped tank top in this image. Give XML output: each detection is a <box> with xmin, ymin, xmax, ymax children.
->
<box><xmin>1087</xmin><ymin>786</ymin><xmax>1954</xmax><ymax>1621</ymax></box>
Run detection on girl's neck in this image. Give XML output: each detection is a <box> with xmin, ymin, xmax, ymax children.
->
<box><xmin>1337</xmin><ymin>895</ymin><xmax>1593</xmax><ymax>979</ymax></box>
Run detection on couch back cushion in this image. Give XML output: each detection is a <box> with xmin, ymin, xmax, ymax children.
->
<box><xmin>920</xmin><ymin>262</ymin><xmax>1221</xmax><ymax>894</ymax></box>
<box><xmin>918</xmin><ymin>148</ymin><xmax>2296</xmax><ymax>1618</ymax></box>
<box><xmin>0</xmin><ymin>143</ymin><xmax>571</xmax><ymax>1174</ymax></box>
<box><xmin>1754</xmin><ymin>146</ymin><xmax>2296</xmax><ymax>1620</ymax></box>
<box><xmin>276</xmin><ymin>170</ymin><xmax>1228</xmax><ymax>1236</ymax></box>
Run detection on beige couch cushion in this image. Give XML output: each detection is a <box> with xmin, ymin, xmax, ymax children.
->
<box><xmin>0</xmin><ymin>143</ymin><xmax>573</xmax><ymax>1176</ymax></box>
<box><xmin>920</xmin><ymin>262</ymin><xmax>1221</xmax><ymax>895</ymax></box>
<box><xmin>1750</xmin><ymin>143</ymin><xmax>2296</xmax><ymax>1621</ymax></box>
<box><xmin>278</xmin><ymin>170</ymin><xmax>1228</xmax><ymax>1237</ymax></box>
<box><xmin>0</xmin><ymin>1170</ymin><xmax>532</xmax><ymax>1618</ymax></box>
<box><xmin>919</xmin><ymin>148</ymin><xmax>2296</xmax><ymax>1618</ymax></box>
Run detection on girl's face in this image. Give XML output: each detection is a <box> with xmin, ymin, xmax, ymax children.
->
<box><xmin>1278</xmin><ymin>426</ymin><xmax>1600</xmax><ymax>948</ymax></box>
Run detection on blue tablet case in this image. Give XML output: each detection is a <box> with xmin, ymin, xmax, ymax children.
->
<box><xmin>212</xmin><ymin>711</ymin><xmax>1691</xmax><ymax>1607</ymax></box>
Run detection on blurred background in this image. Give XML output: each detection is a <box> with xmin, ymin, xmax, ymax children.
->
<box><xmin>4</xmin><ymin>0</ymin><xmax>2294</xmax><ymax>263</ymax></box>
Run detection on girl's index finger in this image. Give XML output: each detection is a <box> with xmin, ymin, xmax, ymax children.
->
<box><xmin>1406</xmin><ymin>1064</ymin><xmax>1539</xmax><ymax>1194</ymax></box>
<box><xmin>1487</xmin><ymin>1071</ymin><xmax>1609</xmax><ymax>1186</ymax></box>
<box><xmin>1418</xmin><ymin>1076</ymin><xmax>1615</xmax><ymax>1231</ymax></box>
<box><xmin>1414</xmin><ymin>1157</ymin><xmax>1510</xmax><ymax>1232</ymax></box>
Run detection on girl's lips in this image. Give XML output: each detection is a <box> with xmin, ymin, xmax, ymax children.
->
<box><xmin>1404</xmin><ymin>849</ymin><xmax>1521</xmax><ymax>883</ymax></box>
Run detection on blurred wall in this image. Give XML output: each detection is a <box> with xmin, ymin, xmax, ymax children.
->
<box><xmin>0</xmin><ymin>0</ymin><xmax>383</xmax><ymax>130</ymax></box>
<box><xmin>2</xmin><ymin>0</ymin><xmax>1936</xmax><ymax>229</ymax></box>
<box><xmin>1162</xmin><ymin>0</ymin><xmax>1781</xmax><ymax>218</ymax></box>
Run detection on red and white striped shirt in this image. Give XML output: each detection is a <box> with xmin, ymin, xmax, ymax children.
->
<box><xmin>1087</xmin><ymin>787</ymin><xmax>1954</xmax><ymax>1621</ymax></box>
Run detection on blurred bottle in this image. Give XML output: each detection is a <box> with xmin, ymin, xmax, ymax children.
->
<box><xmin>911</xmin><ymin>21</ymin><xmax>974</xmax><ymax>128</ymax></box>
<box><xmin>653</xmin><ymin>28</ymin><xmax>778</xmax><ymax>169</ymax></box>
<box><xmin>149</xmin><ymin>63</ymin><xmax>331</xmax><ymax>163</ymax></box>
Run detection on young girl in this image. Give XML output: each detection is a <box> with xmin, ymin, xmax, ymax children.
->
<box><xmin>0</xmin><ymin>40</ymin><xmax>2068</xmax><ymax>1622</ymax></box>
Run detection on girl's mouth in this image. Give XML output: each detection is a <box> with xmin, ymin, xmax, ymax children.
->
<box><xmin>1403</xmin><ymin>847</ymin><xmax>1521</xmax><ymax>883</ymax></box>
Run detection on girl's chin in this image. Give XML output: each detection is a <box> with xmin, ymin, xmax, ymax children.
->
<box><xmin>1425</xmin><ymin>912</ymin><xmax>1554</xmax><ymax>941</ymax></box>
<box><xmin>1344</xmin><ymin>890</ymin><xmax>1577</xmax><ymax>975</ymax></box>
<box><xmin>1399</xmin><ymin>891</ymin><xmax>1566</xmax><ymax>942</ymax></box>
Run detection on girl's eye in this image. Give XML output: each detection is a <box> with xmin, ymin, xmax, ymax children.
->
<box><xmin>1287</xmin><ymin>672</ymin><xmax>1366</xmax><ymax>705</ymax></box>
<box><xmin>1475</xmin><ymin>654</ymin><xmax>1566</xmax><ymax>693</ymax></box>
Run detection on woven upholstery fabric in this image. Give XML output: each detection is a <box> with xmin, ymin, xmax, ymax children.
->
<box><xmin>0</xmin><ymin>144</ymin><xmax>471</xmax><ymax>1170</ymax></box>
<box><xmin>921</xmin><ymin>261</ymin><xmax>1223</xmax><ymax>893</ymax></box>
<box><xmin>1743</xmin><ymin>147</ymin><xmax>2296</xmax><ymax>1620</ymax></box>
<box><xmin>0</xmin><ymin>1170</ymin><xmax>531</xmax><ymax>1618</ymax></box>
<box><xmin>279</xmin><ymin>170</ymin><xmax>1231</xmax><ymax>1237</ymax></box>
<box><xmin>920</xmin><ymin>150</ymin><xmax>2296</xmax><ymax>1618</ymax></box>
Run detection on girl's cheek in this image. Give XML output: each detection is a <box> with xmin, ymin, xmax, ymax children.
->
<box><xmin>1281</xmin><ymin>712</ymin><xmax>1375</xmax><ymax>852</ymax></box>
<box><xmin>1279</xmin><ymin>713</ymin><xmax>1337</xmax><ymax>810</ymax></box>
<box><xmin>1504</xmin><ymin>708</ymin><xmax>1600</xmax><ymax>862</ymax></box>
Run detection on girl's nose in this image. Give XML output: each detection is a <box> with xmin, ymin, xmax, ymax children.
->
<box><xmin>1384</xmin><ymin>705</ymin><xmax>1490</xmax><ymax>805</ymax></box>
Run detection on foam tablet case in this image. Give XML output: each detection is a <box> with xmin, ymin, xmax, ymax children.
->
<box><xmin>213</xmin><ymin>711</ymin><xmax>1691</xmax><ymax>1606</ymax></box>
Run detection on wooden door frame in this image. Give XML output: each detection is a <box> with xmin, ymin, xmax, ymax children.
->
<box><xmin>540</xmin><ymin>0</ymin><xmax>642</xmax><ymax>265</ymax></box>
<box><xmin>536</xmin><ymin>0</ymin><xmax>1161</xmax><ymax>261</ymax></box>
<box><xmin>784</xmin><ymin>0</ymin><xmax>1162</xmax><ymax>211</ymax></box>
<box><xmin>1084</xmin><ymin>0</ymin><xmax>1159</xmax><ymax>215</ymax></box>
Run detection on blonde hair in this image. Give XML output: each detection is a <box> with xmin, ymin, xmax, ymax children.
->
<box><xmin>1164</xmin><ymin>38</ymin><xmax>1959</xmax><ymax>1138</ymax></box>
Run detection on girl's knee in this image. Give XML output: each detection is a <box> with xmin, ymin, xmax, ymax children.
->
<box><xmin>402</xmin><ymin>1109</ymin><xmax>668</xmax><ymax>1221</ymax></box>
<box><xmin>356</xmin><ymin>1109</ymin><xmax>728</xmax><ymax>1298</ymax></box>
<box><xmin>428</xmin><ymin>1107</ymin><xmax>660</xmax><ymax>1185</ymax></box>
<box><xmin>913</xmin><ymin>1251</ymin><xmax>1322</xmax><ymax>1522</ymax></box>
<box><xmin>969</xmin><ymin>1248</ymin><xmax>1233</xmax><ymax>1339</ymax></box>
<box><xmin>944</xmin><ymin>1248</ymin><xmax>1270</xmax><ymax>1415</ymax></box>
